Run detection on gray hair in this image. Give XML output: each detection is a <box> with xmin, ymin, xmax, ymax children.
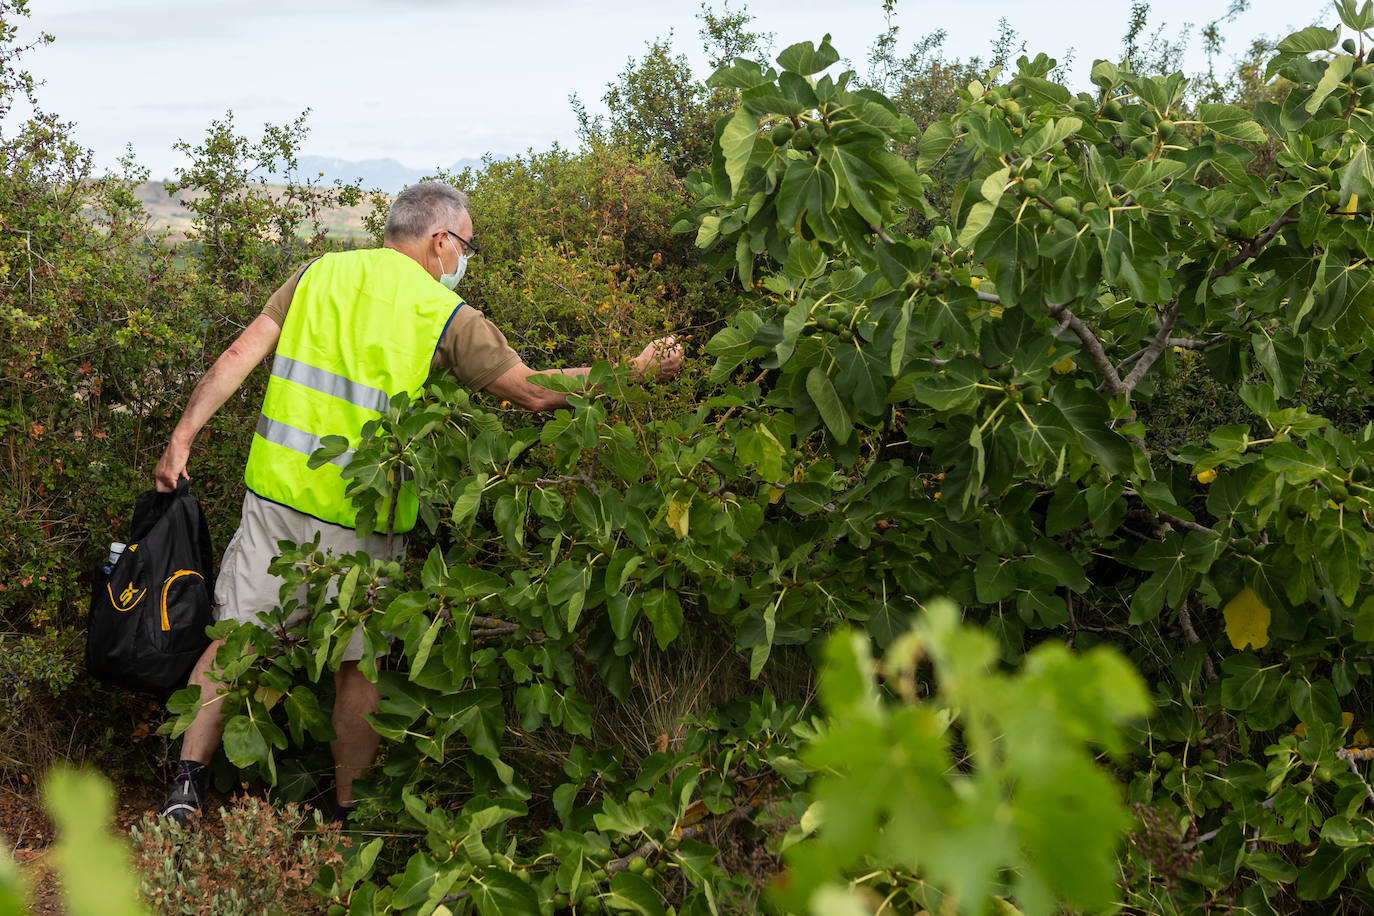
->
<box><xmin>384</xmin><ymin>180</ymin><xmax>470</xmax><ymax>242</ymax></box>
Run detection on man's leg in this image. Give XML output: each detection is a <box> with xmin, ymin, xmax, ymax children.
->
<box><xmin>331</xmin><ymin>661</ymin><xmax>380</xmax><ymax>808</ymax></box>
<box><xmin>159</xmin><ymin>637</ymin><xmax>227</xmax><ymax>824</ymax></box>
<box><xmin>179</xmin><ymin>638</ymin><xmax>230</xmax><ymax>762</ymax></box>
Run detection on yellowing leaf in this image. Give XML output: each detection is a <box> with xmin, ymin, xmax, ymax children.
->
<box><xmin>253</xmin><ymin>684</ymin><xmax>284</xmax><ymax>710</ymax></box>
<box><xmin>969</xmin><ymin>276</ymin><xmax>983</xmax><ymax>290</ymax></box>
<box><xmin>1224</xmin><ymin>586</ymin><xmax>1271</xmax><ymax>650</ymax></box>
<box><xmin>1196</xmin><ymin>468</ymin><xmax>1218</xmax><ymax>484</ymax></box>
<box><xmin>1346</xmin><ymin>193</ymin><xmax>1359</xmax><ymax>219</ymax></box>
<box><xmin>666</xmin><ymin>494</ymin><xmax>692</xmax><ymax>539</ymax></box>
<box><xmin>1052</xmin><ymin>356</ymin><xmax>1075</xmax><ymax>375</ymax></box>
<box><xmin>1342</xmin><ymin>711</ymin><xmax>1355</xmax><ymax>729</ymax></box>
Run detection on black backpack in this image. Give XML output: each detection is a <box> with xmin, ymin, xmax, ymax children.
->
<box><xmin>87</xmin><ymin>478</ymin><xmax>215</xmax><ymax>691</ymax></box>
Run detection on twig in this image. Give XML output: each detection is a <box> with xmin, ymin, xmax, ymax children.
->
<box><xmin>1181</xmin><ymin>826</ymin><xmax>1223</xmax><ymax>851</ymax></box>
<box><xmin>868</xmin><ymin>222</ymin><xmax>896</xmax><ymax>244</ymax></box>
<box><xmin>1178</xmin><ymin>600</ymin><xmax>1217</xmax><ymax>685</ymax></box>
<box><xmin>384</xmin><ymin>475</ymin><xmax>400</xmax><ymax>560</ymax></box>
<box><xmin>536</xmin><ymin>470</ymin><xmax>599</xmax><ymax>496</ymax></box>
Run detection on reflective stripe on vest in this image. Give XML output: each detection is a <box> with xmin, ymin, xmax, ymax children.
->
<box><xmin>271</xmin><ymin>355</ymin><xmax>393</xmax><ymax>416</ymax></box>
<box><xmin>255</xmin><ymin>414</ymin><xmax>414</xmax><ymax>480</ymax></box>
<box><xmin>255</xmin><ymin>414</ymin><xmax>353</xmax><ymax>467</ymax></box>
<box><xmin>243</xmin><ymin>248</ymin><xmax>460</xmax><ymax>531</ymax></box>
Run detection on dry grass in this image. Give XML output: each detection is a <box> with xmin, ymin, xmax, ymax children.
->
<box><xmin>504</xmin><ymin>621</ymin><xmax>816</xmax><ymax>805</ymax></box>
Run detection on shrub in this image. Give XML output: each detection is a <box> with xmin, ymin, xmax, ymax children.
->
<box><xmin>129</xmin><ymin>794</ymin><xmax>345</xmax><ymax>916</ymax></box>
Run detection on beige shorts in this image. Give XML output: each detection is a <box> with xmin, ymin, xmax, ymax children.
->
<box><xmin>214</xmin><ymin>491</ymin><xmax>403</xmax><ymax>662</ymax></box>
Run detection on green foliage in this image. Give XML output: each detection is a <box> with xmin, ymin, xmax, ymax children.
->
<box><xmin>173</xmin><ymin>9</ymin><xmax>1374</xmax><ymax>912</ymax></box>
<box><xmin>779</xmin><ymin>602</ymin><xmax>1147</xmax><ymax>914</ymax></box>
<box><xmin>42</xmin><ymin>767</ymin><xmax>148</xmax><ymax>916</ymax></box>
<box><xmin>0</xmin><ymin>0</ymin><xmax>370</xmax><ymax>790</ymax></box>
<box><xmin>129</xmin><ymin>794</ymin><xmax>345</xmax><ymax>916</ymax></box>
<box><xmin>0</xmin><ymin>850</ymin><xmax>20</xmax><ymax>916</ymax></box>
<box><xmin>15</xmin><ymin>1</ymin><xmax>1374</xmax><ymax>913</ymax></box>
<box><xmin>0</xmin><ymin>1</ymin><xmax>211</xmax><ymax>790</ymax></box>
<box><xmin>674</xmin><ymin>8</ymin><xmax>1374</xmax><ymax>909</ymax></box>
<box><xmin>432</xmin><ymin>143</ymin><xmax>725</xmax><ymax>373</ymax></box>
<box><xmin>167</xmin><ymin>109</ymin><xmax>367</xmax><ymax>301</ymax></box>
<box><xmin>0</xmin><ymin>630</ymin><xmax>80</xmax><ymax>730</ymax></box>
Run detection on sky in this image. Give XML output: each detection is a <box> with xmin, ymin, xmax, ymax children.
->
<box><xmin>10</xmin><ymin>0</ymin><xmax>1328</xmax><ymax>181</ymax></box>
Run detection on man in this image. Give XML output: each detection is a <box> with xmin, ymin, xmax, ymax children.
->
<box><xmin>154</xmin><ymin>181</ymin><xmax>682</xmax><ymax>825</ymax></box>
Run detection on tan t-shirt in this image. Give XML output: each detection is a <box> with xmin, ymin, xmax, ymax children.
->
<box><xmin>261</xmin><ymin>260</ymin><xmax>521</xmax><ymax>392</ymax></box>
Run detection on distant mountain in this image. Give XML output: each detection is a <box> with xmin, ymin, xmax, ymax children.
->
<box><xmin>272</xmin><ymin>155</ymin><xmax>491</xmax><ymax>193</ymax></box>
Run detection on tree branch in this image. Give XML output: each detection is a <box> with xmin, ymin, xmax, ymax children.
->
<box><xmin>1209</xmin><ymin>208</ymin><xmax>1299</xmax><ymax>281</ymax></box>
<box><xmin>1120</xmin><ymin>303</ymin><xmax>1181</xmax><ymax>394</ymax></box>
<box><xmin>1117</xmin><ymin>334</ymin><xmax>1226</xmax><ymax>373</ymax></box>
<box><xmin>1046</xmin><ymin>300</ymin><xmax>1125</xmax><ymax>395</ymax></box>
<box><xmin>1156</xmin><ymin>510</ymin><xmax>1223</xmax><ymax>540</ymax></box>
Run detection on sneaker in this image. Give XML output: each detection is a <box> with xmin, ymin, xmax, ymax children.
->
<box><xmin>159</xmin><ymin>775</ymin><xmax>202</xmax><ymax>827</ymax></box>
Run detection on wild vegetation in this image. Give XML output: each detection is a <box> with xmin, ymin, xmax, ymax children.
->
<box><xmin>6</xmin><ymin>0</ymin><xmax>1374</xmax><ymax>913</ymax></box>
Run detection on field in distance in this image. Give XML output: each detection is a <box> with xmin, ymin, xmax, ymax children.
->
<box><xmin>135</xmin><ymin>181</ymin><xmax>377</xmax><ymax>243</ymax></box>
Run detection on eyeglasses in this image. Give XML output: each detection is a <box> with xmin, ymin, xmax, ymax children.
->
<box><xmin>433</xmin><ymin>229</ymin><xmax>479</xmax><ymax>256</ymax></box>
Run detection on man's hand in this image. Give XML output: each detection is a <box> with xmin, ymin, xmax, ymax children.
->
<box><xmin>155</xmin><ymin>438</ymin><xmax>190</xmax><ymax>492</ymax></box>
<box><xmin>631</xmin><ymin>336</ymin><xmax>684</xmax><ymax>381</ymax></box>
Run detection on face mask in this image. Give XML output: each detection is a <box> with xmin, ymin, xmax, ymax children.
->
<box><xmin>437</xmin><ymin>236</ymin><xmax>468</xmax><ymax>290</ymax></box>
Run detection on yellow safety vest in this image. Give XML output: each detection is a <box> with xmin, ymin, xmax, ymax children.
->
<box><xmin>244</xmin><ymin>248</ymin><xmax>461</xmax><ymax>532</ymax></box>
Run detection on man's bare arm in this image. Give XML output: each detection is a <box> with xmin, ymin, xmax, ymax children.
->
<box><xmin>483</xmin><ymin>336</ymin><xmax>683</xmax><ymax>412</ymax></box>
<box><xmin>154</xmin><ymin>314</ymin><xmax>282</xmax><ymax>490</ymax></box>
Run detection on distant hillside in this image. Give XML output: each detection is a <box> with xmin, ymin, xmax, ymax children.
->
<box><xmin>137</xmin><ymin>156</ymin><xmax>495</xmax><ymax>241</ymax></box>
<box><xmin>134</xmin><ymin>181</ymin><xmax>379</xmax><ymax>243</ymax></box>
<box><xmin>279</xmin><ymin>155</ymin><xmax>489</xmax><ymax>192</ymax></box>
